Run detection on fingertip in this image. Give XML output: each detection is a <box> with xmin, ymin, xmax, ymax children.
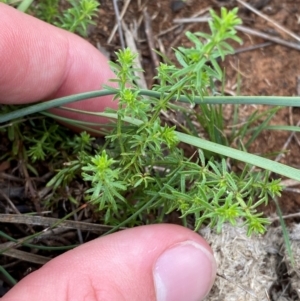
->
<box><xmin>154</xmin><ymin>240</ymin><xmax>216</xmax><ymax>301</ymax></box>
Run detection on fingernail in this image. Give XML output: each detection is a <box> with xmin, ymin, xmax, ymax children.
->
<box><xmin>153</xmin><ymin>240</ymin><xmax>216</xmax><ymax>301</ymax></box>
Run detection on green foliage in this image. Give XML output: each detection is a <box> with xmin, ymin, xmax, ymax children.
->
<box><xmin>0</xmin><ymin>107</ymin><xmax>95</xmax><ymax>189</ymax></box>
<box><xmin>54</xmin><ymin>0</ymin><xmax>99</xmax><ymax>36</ymax></box>
<box><xmin>82</xmin><ymin>150</ymin><xmax>127</xmax><ymax>211</ymax></box>
<box><xmin>160</xmin><ymin>154</ymin><xmax>282</xmax><ymax>234</ymax></box>
<box><xmin>33</xmin><ymin>0</ymin><xmax>60</xmax><ymax>24</ymax></box>
<box><xmin>154</xmin><ymin>8</ymin><xmax>243</xmax><ymax>147</ymax></box>
<box><xmin>76</xmin><ymin>8</ymin><xmax>282</xmax><ymax>234</ymax></box>
<box><xmin>6</xmin><ymin>0</ymin><xmax>99</xmax><ymax>36</ymax></box>
<box><xmin>154</xmin><ymin>8</ymin><xmax>242</xmax><ymax>99</ymax></box>
<box><xmin>0</xmin><ymin>8</ymin><xmax>285</xmax><ymax>235</ymax></box>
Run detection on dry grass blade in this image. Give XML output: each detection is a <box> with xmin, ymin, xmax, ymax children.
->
<box><xmin>156</xmin><ymin>6</ymin><xmax>211</xmax><ymax>39</ymax></box>
<box><xmin>143</xmin><ymin>9</ymin><xmax>159</xmax><ymax>69</ymax></box>
<box><xmin>107</xmin><ymin>0</ymin><xmax>131</xmax><ymax>44</ymax></box>
<box><xmin>0</xmin><ymin>214</ymin><xmax>125</xmax><ymax>232</ymax></box>
<box><xmin>236</xmin><ymin>0</ymin><xmax>300</xmax><ymax>43</ymax></box>
<box><xmin>236</xmin><ymin>25</ymin><xmax>300</xmax><ymax>51</ymax></box>
<box><xmin>112</xmin><ymin>0</ymin><xmax>125</xmax><ymax>49</ymax></box>
<box><xmin>0</xmin><ymin>242</ymin><xmax>49</xmax><ymax>265</ymax></box>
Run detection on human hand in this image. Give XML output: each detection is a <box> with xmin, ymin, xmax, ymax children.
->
<box><xmin>2</xmin><ymin>224</ymin><xmax>216</xmax><ymax>301</ymax></box>
<box><xmin>0</xmin><ymin>4</ymin><xmax>216</xmax><ymax>301</ymax></box>
<box><xmin>0</xmin><ymin>3</ymin><xmax>118</xmax><ymax>125</ymax></box>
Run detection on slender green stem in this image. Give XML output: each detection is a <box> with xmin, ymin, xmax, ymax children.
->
<box><xmin>1</xmin><ymin>88</ymin><xmax>300</xmax><ymax>123</ymax></box>
<box><xmin>149</xmin><ymin>89</ymin><xmax>178</xmax><ymax>124</ymax></box>
<box><xmin>0</xmin><ymin>265</ymin><xmax>17</xmax><ymax>286</ymax></box>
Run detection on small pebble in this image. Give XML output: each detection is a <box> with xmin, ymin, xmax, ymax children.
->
<box><xmin>170</xmin><ymin>0</ymin><xmax>186</xmax><ymax>13</ymax></box>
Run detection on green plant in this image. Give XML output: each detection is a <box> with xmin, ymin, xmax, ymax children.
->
<box><xmin>1</xmin><ymin>0</ymin><xmax>99</xmax><ymax>36</ymax></box>
<box><xmin>57</xmin><ymin>8</ymin><xmax>280</xmax><ymax>233</ymax></box>
<box><xmin>2</xmin><ymin>8</ymin><xmax>300</xmax><ymax>235</ymax></box>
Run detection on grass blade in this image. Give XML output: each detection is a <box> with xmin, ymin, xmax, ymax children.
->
<box><xmin>2</xmin><ymin>89</ymin><xmax>300</xmax><ymax>123</ymax></box>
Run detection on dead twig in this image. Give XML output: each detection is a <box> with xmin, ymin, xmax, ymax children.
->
<box><xmin>0</xmin><ymin>214</ymin><xmax>126</xmax><ymax>232</ymax></box>
<box><xmin>270</xmin><ymin>212</ymin><xmax>300</xmax><ymax>221</ymax></box>
<box><xmin>0</xmin><ymin>243</ymin><xmax>49</xmax><ymax>265</ymax></box>
<box><xmin>237</xmin><ymin>0</ymin><xmax>300</xmax><ymax>43</ymax></box>
<box><xmin>111</xmin><ymin>0</ymin><xmax>125</xmax><ymax>49</ymax></box>
<box><xmin>233</xmin><ymin>42</ymin><xmax>272</xmax><ymax>54</ymax></box>
<box><xmin>107</xmin><ymin>0</ymin><xmax>131</xmax><ymax>44</ymax></box>
<box><xmin>157</xmin><ymin>6</ymin><xmax>211</xmax><ymax>38</ymax></box>
<box><xmin>143</xmin><ymin>9</ymin><xmax>160</xmax><ymax>69</ymax></box>
<box><xmin>0</xmin><ymin>172</ymin><xmax>23</xmax><ymax>182</ymax></box>
<box><xmin>236</xmin><ymin>25</ymin><xmax>300</xmax><ymax>51</ymax></box>
<box><xmin>71</xmin><ymin>203</ymin><xmax>83</xmax><ymax>245</ymax></box>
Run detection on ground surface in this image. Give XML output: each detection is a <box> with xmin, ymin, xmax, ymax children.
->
<box><xmin>1</xmin><ymin>0</ymin><xmax>300</xmax><ymax>299</ymax></box>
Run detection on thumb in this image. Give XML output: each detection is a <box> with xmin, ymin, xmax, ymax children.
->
<box><xmin>2</xmin><ymin>224</ymin><xmax>216</xmax><ymax>301</ymax></box>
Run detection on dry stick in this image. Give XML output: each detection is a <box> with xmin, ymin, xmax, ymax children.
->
<box><xmin>0</xmin><ymin>214</ymin><xmax>124</xmax><ymax>232</ymax></box>
<box><xmin>217</xmin><ymin>273</ymin><xmax>258</xmax><ymax>298</ymax></box>
<box><xmin>271</xmin><ymin>212</ymin><xmax>300</xmax><ymax>221</ymax></box>
<box><xmin>112</xmin><ymin>0</ymin><xmax>125</xmax><ymax>49</ymax></box>
<box><xmin>156</xmin><ymin>37</ymin><xmax>166</xmax><ymax>56</ymax></box>
<box><xmin>143</xmin><ymin>9</ymin><xmax>160</xmax><ymax>69</ymax></box>
<box><xmin>71</xmin><ymin>203</ymin><xmax>83</xmax><ymax>245</ymax></box>
<box><xmin>280</xmin><ymin>178</ymin><xmax>300</xmax><ymax>188</ymax></box>
<box><xmin>156</xmin><ymin>6</ymin><xmax>211</xmax><ymax>38</ymax></box>
<box><xmin>173</xmin><ymin>17</ymin><xmax>300</xmax><ymax>51</ymax></box>
<box><xmin>233</xmin><ymin>42</ymin><xmax>272</xmax><ymax>54</ymax></box>
<box><xmin>236</xmin><ymin>25</ymin><xmax>300</xmax><ymax>51</ymax></box>
<box><xmin>107</xmin><ymin>0</ymin><xmax>131</xmax><ymax>44</ymax></box>
<box><xmin>0</xmin><ymin>172</ymin><xmax>23</xmax><ymax>182</ymax></box>
<box><xmin>0</xmin><ymin>243</ymin><xmax>49</xmax><ymax>264</ymax></box>
<box><xmin>236</xmin><ymin>0</ymin><xmax>300</xmax><ymax>43</ymax></box>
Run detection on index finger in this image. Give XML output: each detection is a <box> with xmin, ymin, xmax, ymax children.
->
<box><xmin>0</xmin><ymin>4</ymin><xmax>117</xmax><ymax>121</ymax></box>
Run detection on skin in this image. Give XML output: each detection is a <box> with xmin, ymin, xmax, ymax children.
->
<box><xmin>0</xmin><ymin>3</ymin><xmax>118</xmax><ymax>124</ymax></box>
<box><xmin>0</xmin><ymin>4</ymin><xmax>217</xmax><ymax>301</ymax></box>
